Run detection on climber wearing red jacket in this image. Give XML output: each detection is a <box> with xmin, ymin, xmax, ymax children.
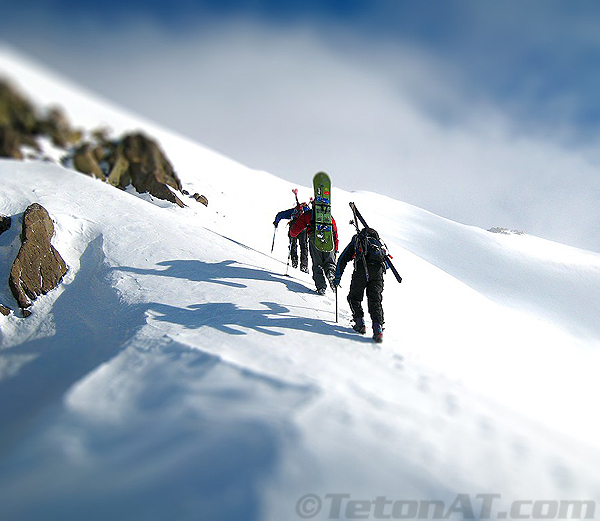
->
<box><xmin>290</xmin><ymin>205</ymin><xmax>339</xmax><ymax>295</ymax></box>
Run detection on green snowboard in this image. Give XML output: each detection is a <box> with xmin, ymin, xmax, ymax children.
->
<box><xmin>312</xmin><ymin>172</ymin><xmax>334</xmax><ymax>252</ymax></box>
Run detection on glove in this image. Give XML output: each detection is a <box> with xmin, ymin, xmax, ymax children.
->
<box><xmin>332</xmin><ymin>275</ymin><xmax>341</xmax><ymax>287</ymax></box>
<box><xmin>273</xmin><ymin>220</ymin><xmax>278</xmax><ymax>227</ymax></box>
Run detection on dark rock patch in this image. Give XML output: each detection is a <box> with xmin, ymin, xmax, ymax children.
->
<box><xmin>193</xmin><ymin>193</ymin><xmax>209</xmax><ymax>206</ymax></box>
<box><xmin>0</xmin><ymin>214</ymin><xmax>12</xmax><ymax>314</ymax></box>
<box><xmin>0</xmin><ymin>125</ymin><xmax>24</xmax><ymax>159</ymax></box>
<box><xmin>69</xmin><ymin>131</ymin><xmax>186</xmax><ymax>207</ymax></box>
<box><xmin>9</xmin><ymin>203</ymin><xmax>68</xmax><ymax>315</ymax></box>
<box><xmin>72</xmin><ymin>142</ymin><xmax>105</xmax><ymax>180</ymax></box>
<box><xmin>0</xmin><ymin>214</ymin><xmax>12</xmax><ymax>235</ymax></box>
<box><xmin>116</xmin><ymin>133</ymin><xmax>184</xmax><ymax>207</ymax></box>
<box><xmin>38</xmin><ymin>106</ymin><xmax>82</xmax><ymax>148</ymax></box>
<box><xmin>0</xmin><ymin>80</ymin><xmax>38</xmax><ymax>136</ymax></box>
<box><xmin>0</xmin><ymin>80</ymin><xmax>80</xmax><ymax>159</ymax></box>
<box><xmin>1</xmin><ymin>79</ymin><xmax>199</xmax><ymax>209</ymax></box>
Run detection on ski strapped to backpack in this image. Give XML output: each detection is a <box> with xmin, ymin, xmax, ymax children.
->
<box><xmin>350</xmin><ymin>201</ymin><xmax>371</xmax><ymax>282</ymax></box>
<box><xmin>290</xmin><ymin>188</ymin><xmax>309</xmax><ymax>222</ymax></box>
<box><xmin>349</xmin><ymin>202</ymin><xmax>403</xmax><ymax>284</ymax></box>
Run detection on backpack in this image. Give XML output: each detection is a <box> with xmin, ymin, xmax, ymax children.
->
<box><xmin>355</xmin><ymin>228</ymin><xmax>387</xmax><ymax>269</ymax></box>
<box><xmin>291</xmin><ymin>203</ymin><xmax>309</xmax><ymax>223</ymax></box>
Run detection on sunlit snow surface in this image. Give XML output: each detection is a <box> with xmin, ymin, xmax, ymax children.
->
<box><xmin>1</xmin><ymin>46</ymin><xmax>600</xmax><ymax>521</ymax></box>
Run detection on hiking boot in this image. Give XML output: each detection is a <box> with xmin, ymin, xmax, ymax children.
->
<box><xmin>352</xmin><ymin>318</ymin><xmax>366</xmax><ymax>334</ymax></box>
<box><xmin>372</xmin><ymin>322</ymin><xmax>383</xmax><ymax>343</ymax></box>
<box><xmin>316</xmin><ymin>287</ymin><xmax>326</xmax><ymax>295</ymax></box>
<box><xmin>300</xmin><ymin>265</ymin><xmax>309</xmax><ymax>273</ymax></box>
<box><xmin>292</xmin><ymin>259</ymin><xmax>298</xmax><ymax>269</ymax></box>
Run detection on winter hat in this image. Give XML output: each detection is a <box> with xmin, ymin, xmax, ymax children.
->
<box><xmin>360</xmin><ymin>227</ymin><xmax>379</xmax><ymax>240</ymax></box>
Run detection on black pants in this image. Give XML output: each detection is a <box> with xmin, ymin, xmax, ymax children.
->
<box><xmin>348</xmin><ymin>263</ymin><xmax>384</xmax><ymax>325</ymax></box>
<box><xmin>309</xmin><ymin>233</ymin><xmax>336</xmax><ymax>291</ymax></box>
<box><xmin>289</xmin><ymin>229</ymin><xmax>309</xmax><ymax>269</ymax></box>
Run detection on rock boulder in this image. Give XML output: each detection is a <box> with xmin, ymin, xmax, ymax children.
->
<box><xmin>0</xmin><ymin>214</ymin><xmax>11</xmax><ymax>315</ymax></box>
<box><xmin>0</xmin><ymin>214</ymin><xmax>11</xmax><ymax>235</ymax></box>
<box><xmin>72</xmin><ymin>142</ymin><xmax>105</xmax><ymax>179</ymax></box>
<box><xmin>9</xmin><ymin>203</ymin><xmax>67</xmax><ymax>315</ymax></box>
<box><xmin>0</xmin><ymin>125</ymin><xmax>23</xmax><ymax>159</ymax></box>
<box><xmin>111</xmin><ymin>133</ymin><xmax>185</xmax><ymax>207</ymax></box>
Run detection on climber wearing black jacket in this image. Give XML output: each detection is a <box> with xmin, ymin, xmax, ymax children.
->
<box><xmin>333</xmin><ymin>227</ymin><xmax>387</xmax><ymax>342</ymax></box>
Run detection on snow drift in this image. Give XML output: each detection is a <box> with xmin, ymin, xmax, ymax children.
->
<box><xmin>1</xmin><ymin>45</ymin><xmax>600</xmax><ymax>521</ymax></box>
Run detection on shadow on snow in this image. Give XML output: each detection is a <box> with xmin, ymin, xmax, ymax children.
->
<box><xmin>148</xmin><ymin>300</ymin><xmax>367</xmax><ymax>342</ymax></box>
<box><xmin>0</xmin><ymin>235</ymin><xmax>148</xmax><ymax>452</ymax></box>
<box><xmin>0</xmin><ymin>240</ymin><xmax>318</xmax><ymax>521</ymax></box>
<box><xmin>118</xmin><ymin>259</ymin><xmax>368</xmax><ymax>341</ymax></box>
<box><xmin>117</xmin><ymin>259</ymin><xmax>314</xmax><ymax>293</ymax></box>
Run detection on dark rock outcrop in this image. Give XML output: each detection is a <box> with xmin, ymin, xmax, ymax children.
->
<box><xmin>0</xmin><ymin>214</ymin><xmax>10</xmax><ymax>235</ymax></box>
<box><xmin>0</xmin><ymin>215</ymin><xmax>12</xmax><ymax>315</ymax></box>
<box><xmin>9</xmin><ymin>204</ymin><xmax>67</xmax><ymax>316</ymax></box>
<box><xmin>0</xmin><ymin>80</ymin><xmax>37</xmax><ymax>136</ymax></box>
<box><xmin>38</xmin><ymin>106</ymin><xmax>82</xmax><ymax>148</ymax></box>
<box><xmin>0</xmin><ymin>125</ymin><xmax>23</xmax><ymax>159</ymax></box>
<box><xmin>488</xmin><ymin>227</ymin><xmax>525</xmax><ymax>236</ymax></box>
<box><xmin>72</xmin><ymin>142</ymin><xmax>105</xmax><ymax>180</ymax></box>
<box><xmin>0</xmin><ymin>214</ymin><xmax>11</xmax><ymax>235</ymax></box>
<box><xmin>0</xmin><ymin>80</ymin><xmax>80</xmax><ymax>158</ymax></box>
<box><xmin>2</xmin><ymin>79</ymin><xmax>194</xmax><ymax>209</ymax></box>
<box><xmin>107</xmin><ymin>132</ymin><xmax>184</xmax><ymax>207</ymax></box>
<box><xmin>193</xmin><ymin>193</ymin><xmax>209</xmax><ymax>206</ymax></box>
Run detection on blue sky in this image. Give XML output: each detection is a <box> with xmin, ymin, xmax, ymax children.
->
<box><xmin>6</xmin><ymin>0</ymin><xmax>600</xmax><ymax>128</ymax></box>
<box><xmin>2</xmin><ymin>1</ymin><xmax>600</xmax><ymax>250</ymax></box>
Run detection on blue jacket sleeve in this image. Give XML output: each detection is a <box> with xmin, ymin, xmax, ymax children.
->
<box><xmin>274</xmin><ymin>208</ymin><xmax>294</xmax><ymax>226</ymax></box>
<box><xmin>335</xmin><ymin>239</ymin><xmax>355</xmax><ymax>281</ymax></box>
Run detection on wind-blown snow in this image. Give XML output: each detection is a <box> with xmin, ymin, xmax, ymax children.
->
<box><xmin>1</xmin><ymin>45</ymin><xmax>600</xmax><ymax>521</ymax></box>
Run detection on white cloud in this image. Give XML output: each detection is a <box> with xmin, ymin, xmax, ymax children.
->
<box><xmin>3</xmin><ymin>15</ymin><xmax>600</xmax><ymax>251</ymax></box>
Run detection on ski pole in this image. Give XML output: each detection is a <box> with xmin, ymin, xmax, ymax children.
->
<box><xmin>285</xmin><ymin>240</ymin><xmax>292</xmax><ymax>276</ymax></box>
<box><xmin>271</xmin><ymin>225</ymin><xmax>277</xmax><ymax>253</ymax></box>
<box><xmin>335</xmin><ymin>287</ymin><xmax>338</xmax><ymax>323</ymax></box>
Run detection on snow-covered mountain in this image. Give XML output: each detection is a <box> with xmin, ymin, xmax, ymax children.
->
<box><xmin>1</xmin><ymin>45</ymin><xmax>600</xmax><ymax>521</ymax></box>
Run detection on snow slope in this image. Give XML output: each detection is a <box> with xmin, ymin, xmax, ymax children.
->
<box><xmin>1</xmin><ymin>45</ymin><xmax>600</xmax><ymax>521</ymax></box>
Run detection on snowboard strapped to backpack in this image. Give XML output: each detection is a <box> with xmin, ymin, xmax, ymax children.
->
<box><xmin>313</xmin><ymin>172</ymin><xmax>334</xmax><ymax>252</ymax></box>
